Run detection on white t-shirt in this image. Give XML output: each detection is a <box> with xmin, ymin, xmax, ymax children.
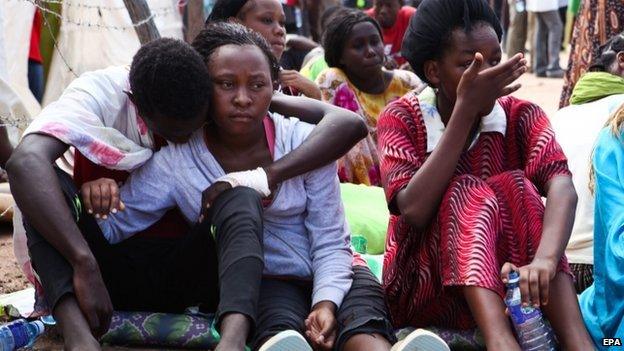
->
<box><xmin>24</xmin><ymin>66</ymin><xmax>154</xmax><ymax>171</ymax></box>
<box><xmin>526</xmin><ymin>0</ymin><xmax>560</xmax><ymax>12</ymax></box>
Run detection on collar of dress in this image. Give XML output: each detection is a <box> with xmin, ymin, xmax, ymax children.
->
<box><xmin>418</xmin><ymin>86</ymin><xmax>507</xmax><ymax>153</ymax></box>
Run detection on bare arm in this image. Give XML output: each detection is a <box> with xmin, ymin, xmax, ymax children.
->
<box><xmin>266</xmin><ymin>94</ymin><xmax>367</xmax><ymax>187</ymax></box>
<box><xmin>7</xmin><ymin>134</ymin><xmax>92</xmax><ymax>265</ymax></box>
<box><xmin>286</xmin><ymin>34</ymin><xmax>319</xmax><ymax>52</ymax></box>
<box><xmin>7</xmin><ymin>133</ymin><xmax>112</xmax><ymax>335</ymax></box>
<box><xmin>279</xmin><ymin>70</ymin><xmax>323</xmax><ymax>100</ymax></box>
<box><xmin>500</xmin><ymin>175</ymin><xmax>578</xmax><ymax>307</ymax></box>
<box><xmin>537</xmin><ymin>176</ymin><xmax>577</xmax><ymax>265</ymax></box>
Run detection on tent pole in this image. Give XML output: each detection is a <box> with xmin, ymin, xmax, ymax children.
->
<box><xmin>122</xmin><ymin>0</ymin><xmax>160</xmax><ymax>45</ymax></box>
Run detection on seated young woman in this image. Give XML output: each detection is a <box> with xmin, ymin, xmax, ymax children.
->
<box><xmin>207</xmin><ymin>0</ymin><xmax>322</xmax><ymax>100</ymax></box>
<box><xmin>9</xmin><ymin>39</ymin><xmax>368</xmax><ymax>351</ymax></box>
<box><xmin>316</xmin><ymin>10</ymin><xmax>424</xmax><ymax>186</ymax></box>
<box><xmin>94</xmin><ymin>23</ymin><xmax>446</xmax><ymax>351</ymax></box>
<box><xmin>376</xmin><ymin>0</ymin><xmax>593</xmax><ymax>350</ymax></box>
<box><xmin>580</xmin><ymin>103</ymin><xmax>624</xmax><ymax>347</ymax></box>
<box><xmin>552</xmin><ymin>31</ymin><xmax>624</xmax><ymax>293</ymax></box>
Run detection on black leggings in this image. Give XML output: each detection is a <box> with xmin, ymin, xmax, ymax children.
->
<box><xmin>25</xmin><ymin>168</ymin><xmax>265</xmax><ymax>330</ymax></box>
<box><xmin>253</xmin><ymin>266</ymin><xmax>396</xmax><ymax>351</ymax></box>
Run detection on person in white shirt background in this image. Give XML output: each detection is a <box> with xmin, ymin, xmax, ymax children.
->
<box><xmin>526</xmin><ymin>0</ymin><xmax>566</xmax><ymax>78</ymax></box>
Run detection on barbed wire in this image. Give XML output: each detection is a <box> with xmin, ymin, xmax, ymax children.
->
<box><xmin>0</xmin><ymin>114</ymin><xmax>31</xmax><ymax>130</ymax></box>
<box><xmin>17</xmin><ymin>0</ymin><xmax>177</xmax><ymax>13</ymax></box>
<box><xmin>20</xmin><ymin>0</ymin><xmax>176</xmax><ymax>31</ymax></box>
<box><xmin>38</xmin><ymin>0</ymin><xmax>79</xmax><ymax>78</ymax></box>
<box><xmin>16</xmin><ymin>0</ymin><xmax>179</xmax><ymax>78</ymax></box>
<box><xmin>0</xmin><ymin>205</ymin><xmax>14</xmax><ymax>219</ymax></box>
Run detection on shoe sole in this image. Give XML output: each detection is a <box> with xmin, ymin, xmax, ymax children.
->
<box><xmin>394</xmin><ymin>329</ymin><xmax>450</xmax><ymax>351</ymax></box>
<box><xmin>258</xmin><ymin>330</ymin><xmax>312</xmax><ymax>351</ymax></box>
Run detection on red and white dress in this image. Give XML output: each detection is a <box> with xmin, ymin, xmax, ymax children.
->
<box><xmin>377</xmin><ymin>87</ymin><xmax>572</xmax><ymax>329</ymax></box>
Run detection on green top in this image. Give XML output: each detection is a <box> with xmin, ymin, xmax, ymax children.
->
<box><xmin>570</xmin><ymin>71</ymin><xmax>624</xmax><ymax>105</ymax></box>
<box><xmin>300</xmin><ymin>55</ymin><xmax>329</xmax><ymax>82</ymax></box>
<box><xmin>568</xmin><ymin>0</ymin><xmax>581</xmax><ymax>15</ymax></box>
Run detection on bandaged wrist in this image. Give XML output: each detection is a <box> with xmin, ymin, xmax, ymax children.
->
<box><xmin>215</xmin><ymin>167</ymin><xmax>271</xmax><ymax>197</ymax></box>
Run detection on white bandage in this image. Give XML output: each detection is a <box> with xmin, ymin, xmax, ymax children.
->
<box><xmin>215</xmin><ymin>167</ymin><xmax>271</xmax><ymax>197</ymax></box>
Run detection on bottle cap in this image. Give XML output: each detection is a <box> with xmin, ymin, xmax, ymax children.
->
<box><xmin>507</xmin><ymin>271</ymin><xmax>520</xmax><ymax>284</ymax></box>
<box><xmin>351</xmin><ymin>235</ymin><xmax>367</xmax><ymax>254</ymax></box>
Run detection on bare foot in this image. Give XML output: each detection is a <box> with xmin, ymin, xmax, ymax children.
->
<box><xmin>214</xmin><ymin>339</ymin><xmax>246</xmax><ymax>351</ymax></box>
<box><xmin>214</xmin><ymin>313</ymin><xmax>249</xmax><ymax>351</ymax></box>
<box><xmin>54</xmin><ymin>295</ymin><xmax>102</xmax><ymax>351</ymax></box>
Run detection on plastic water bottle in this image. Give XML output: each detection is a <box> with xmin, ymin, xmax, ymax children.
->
<box><xmin>505</xmin><ymin>271</ymin><xmax>556</xmax><ymax>351</ymax></box>
<box><xmin>0</xmin><ymin>319</ymin><xmax>45</xmax><ymax>351</ymax></box>
<box><xmin>351</xmin><ymin>236</ymin><xmax>383</xmax><ymax>282</ymax></box>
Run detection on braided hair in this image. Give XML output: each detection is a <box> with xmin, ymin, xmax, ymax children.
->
<box><xmin>401</xmin><ymin>0</ymin><xmax>502</xmax><ymax>84</ymax></box>
<box><xmin>192</xmin><ymin>22</ymin><xmax>281</xmax><ymax>83</ymax></box>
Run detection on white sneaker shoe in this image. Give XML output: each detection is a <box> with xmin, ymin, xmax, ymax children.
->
<box><xmin>391</xmin><ymin>329</ymin><xmax>450</xmax><ymax>351</ymax></box>
<box><xmin>258</xmin><ymin>330</ymin><xmax>312</xmax><ymax>351</ymax></box>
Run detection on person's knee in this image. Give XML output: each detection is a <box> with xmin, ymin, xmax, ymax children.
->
<box><xmin>447</xmin><ymin>174</ymin><xmax>488</xmax><ymax>192</ymax></box>
<box><xmin>212</xmin><ymin>187</ymin><xmax>263</xmax><ymax>216</ymax></box>
<box><xmin>485</xmin><ymin>169</ymin><xmax>526</xmax><ymax>188</ymax></box>
<box><xmin>210</xmin><ymin>187</ymin><xmax>263</xmax><ymax>225</ymax></box>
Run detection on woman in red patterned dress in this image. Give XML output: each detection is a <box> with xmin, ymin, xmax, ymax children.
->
<box><xmin>377</xmin><ymin>0</ymin><xmax>594</xmax><ymax>350</ymax></box>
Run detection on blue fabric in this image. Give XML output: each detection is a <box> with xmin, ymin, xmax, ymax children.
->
<box><xmin>579</xmin><ymin>127</ymin><xmax>624</xmax><ymax>349</ymax></box>
<box><xmin>27</xmin><ymin>60</ymin><xmax>44</xmax><ymax>103</ymax></box>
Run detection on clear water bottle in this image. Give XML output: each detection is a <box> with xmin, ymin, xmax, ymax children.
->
<box><xmin>0</xmin><ymin>319</ymin><xmax>45</xmax><ymax>351</ymax></box>
<box><xmin>505</xmin><ymin>271</ymin><xmax>556</xmax><ymax>351</ymax></box>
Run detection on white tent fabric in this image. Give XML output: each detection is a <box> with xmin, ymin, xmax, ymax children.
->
<box><xmin>0</xmin><ymin>0</ymin><xmax>41</xmax><ymax>122</ymax></box>
<box><xmin>0</xmin><ymin>5</ymin><xmax>7</xmax><ymax>83</ymax></box>
<box><xmin>43</xmin><ymin>0</ymin><xmax>184</xmax><ymax>106</ymax></box>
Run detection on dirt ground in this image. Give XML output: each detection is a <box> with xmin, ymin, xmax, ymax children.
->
<box><xmin>0</xmin><ymin>223</ymin><xmax>29</xmax><ymax>295</ymax></box>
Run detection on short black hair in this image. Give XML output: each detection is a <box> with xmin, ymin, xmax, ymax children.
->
<box><xmin>402</xmin><ymin>0</ymin><xmax>502</xmax><ymax>84</ymax></box>
<box><xmin>192</xmin><ymin>22</ymin><xmax>280</xmax><ymax>82</ymax></box>
<box><xmin>206</xmin><ymin>0</ymin><xmax>250</xmax><ymax>24</ymax></box>
<box><xmin>322</xmin><ymin>9</ymin><xmax>383</xmax><ymax>69</ymax></box>
<box><xmin>591</xmin><ymin>31</ymin><xmax>624</xmax><ymax>72</ymax></box>
<box><xmin>129</xmin><ymin>38</ymin><xmax>211</xmax><ymax>122</ymax></box>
